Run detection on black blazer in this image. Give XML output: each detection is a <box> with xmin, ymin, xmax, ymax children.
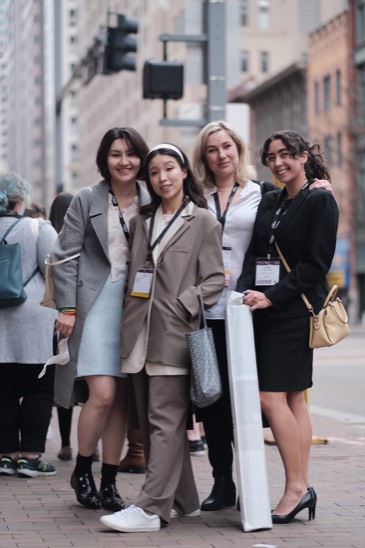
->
<box><xmin>236</xmin><ymin>186</ymin><xmax>339</xmax><ymax>318</ymax></box>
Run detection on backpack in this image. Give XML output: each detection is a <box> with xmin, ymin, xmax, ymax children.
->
<box><xmin>0</xmin><ymin>217</ymin><xmax>39</xmax><ymax>308</ymax></box>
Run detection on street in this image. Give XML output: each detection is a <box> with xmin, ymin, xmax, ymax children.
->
<box><xmin>0</xmin><ymin>324</ymin><xmax>364</xmax><ymax>547</ymax></box>
<box><xmin>310</xmin><ymin>323</ymin><xmax>365</xmax><ymax>422</ymax></box>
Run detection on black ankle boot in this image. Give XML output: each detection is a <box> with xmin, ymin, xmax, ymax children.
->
<box><xmin>99</xmin><ymin>482</ymin><xmax>125</xmax><ymax>511</ymax></box>
<box><xmin>70</xmin><ymin>471</ymin><xmax>101</xmax><ymax>509</ymax></box>
<box><xmin>200</xmin><ymin>476</ymin><xmax>236</xmax><ymax>511</ymax></box>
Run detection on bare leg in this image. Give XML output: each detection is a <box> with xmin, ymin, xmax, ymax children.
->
<box><xmin>101</xmin><ymin>378</ymin><xmax>128</xmax><ymax>464</ymax></box>
<box><xmin>260</xmin><ymin>391</ymin><xmax>307</xmax><ymax>515</ymax></box>
<box><xmin>77</xmin><ymin>375</ymin><xmax>126</xmax><ymax>461</ymax></box>
<box><xmin>287</xmin><ymin>391</ymin><xmax>312</xmax><ymax>486</ymax></box>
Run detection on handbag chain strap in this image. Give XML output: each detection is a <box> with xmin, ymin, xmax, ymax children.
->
<box><xmin>196</xmin><ymin>285</ymin><xmax>207</xmax><ymax>329</ymax></box>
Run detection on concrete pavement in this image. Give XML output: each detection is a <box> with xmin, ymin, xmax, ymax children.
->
<box><xmin>1</xmin><ymin>327</ymin><xmax>364</xmax><ymax>547</ymax></box>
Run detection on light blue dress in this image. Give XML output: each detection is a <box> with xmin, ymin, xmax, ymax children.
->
<box><xmin>77</xmin><ymin>274</ymin><xmax>127</xmax><ymax>377</ymax></box>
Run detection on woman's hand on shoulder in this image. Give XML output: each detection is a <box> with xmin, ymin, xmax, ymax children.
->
<box><xmin>241</xmin><ymin>290</ymin><xmax>272</xmax><ymax>311</ymax></box>
<box><xmin>309</xmin><ymin>178</ymin><xmax>333</xmax><ymax>193</ymax></box>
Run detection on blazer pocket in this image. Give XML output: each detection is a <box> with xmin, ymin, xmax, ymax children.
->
<box><xmin>168</xmin><ymin>246</ymin><xmax>191</xmax><ymax>253</ymax></box>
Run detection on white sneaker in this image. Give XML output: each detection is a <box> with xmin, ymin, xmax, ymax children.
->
<box><xmin>100</xmin><ymin>505</ymin><xmax>160</xmax><ymax>532</ymax></box>
<box><xmin>170</xmin><ymin>508</ymin><xmax>200</xmax><ymax>518</ymax></box>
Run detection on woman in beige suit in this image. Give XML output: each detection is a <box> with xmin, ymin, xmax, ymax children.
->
<box><xmin>100</xmin><ymin>144</ymin><xmax>225</xmax><ymax>533</ymax></box>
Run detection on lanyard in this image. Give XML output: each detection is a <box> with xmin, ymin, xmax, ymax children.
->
<box><xmin>147</xmin><ymin>198</ymin><xmax>190</xmax><ymax>262</ymax></box>
<box><xmin>109</xmin><ymin>186</ymin><xmax>140</xmax><ymax>248</ymax></box>
<box><xmin>213</xmin><ymin>182</ymin><xmax>239</xmax><ymax>232</ymax></box>
<box><xmin>268</xmin><ymin>182</ymin><xmax>309</xmax><ymax>255</ymax></box>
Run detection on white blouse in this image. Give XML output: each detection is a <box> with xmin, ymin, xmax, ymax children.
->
<box><xmin>108</xmin><ymin>193</ymin><xmax>139</xmax><ymax>281</ymax></box>
<box><xmin>205</xmin><ymin>180</ymin><xmax>262</xmax><ymax>319</ymax></box>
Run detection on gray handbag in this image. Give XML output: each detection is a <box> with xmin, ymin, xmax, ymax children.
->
<box><xmin>186</xmin><ymin>286</ymin><xmax>222</xmax><ymax>408</ymax></box>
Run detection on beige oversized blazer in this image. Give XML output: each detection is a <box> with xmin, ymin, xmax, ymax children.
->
<box><xmin>121</xmin><ymin>202</ymin><xmax>225</xmax><ymax>370</ymax></box>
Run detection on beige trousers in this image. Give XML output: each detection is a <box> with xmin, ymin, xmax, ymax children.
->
<box><xmin>132</xmin><ymin>370</ymin><xmax>199</xmax><ymax>523</ymax></box>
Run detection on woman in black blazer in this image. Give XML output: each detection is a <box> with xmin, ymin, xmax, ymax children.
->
<box><xmin>237</xmin><ymin>130</ymin><xmax>339</xmax><ymax>524</ymax></box>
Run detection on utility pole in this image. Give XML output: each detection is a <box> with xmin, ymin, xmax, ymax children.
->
<box><xmin>149</xmin><ymin>0</ymin><xmax>226</xmax><ymax>127</ymax></box>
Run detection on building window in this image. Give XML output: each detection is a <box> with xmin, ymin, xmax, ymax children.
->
<box><xmin>358</xmin><ymin>63</ymin><xmax>365</xmax><ymax>124</ymax></box>
<box><xmin>240</xmin><ymin>50</ymin><xmax>250</xmax><ymax>72</ymax></box>
<box><xmin>69</xmin><ymin>9</ymin><xmax>77</xmax><ymax>26</ymax></box>
<box><xmin>324</xmin><ymin>135</ymin><xmax>333</xmax><ymax>167</ymax></box>
<box><xmin>240</xmin><ymin>0</ymin><xmax>249</xmax><ymax>26</ymax></box>
<box><xmin>337</xmin><ymin>132</ymin><xmax>343</xmax><ymax>167</ymax></box>
<box><xmin>355</xmin><ymin>0</ymin><xmax>365</xmax><ymax>42</ymax></box>
<box><xmin>336</xmin><ymin>69</ymin><xmax>341</xmax><ymax>106</ymax></box>
<box><xmin>314</xmin><ymin>81</ymin><xmax>319</xmax><ymax>114</ymax></box>
<box><xmin>323</xmin><ymin>75</ymin><xmax>331</xmax><ymax>112</ymax></box>
<box><xmin>260</xmin><ymin>51</ymin><xmax>269</xmax><ymax>73</ymax></box>
<box><xmin>70</xmin><ymin>116</ymin><xmax>78</xmax><ymax>134</ymax></box>
<box><xmin>257</xmin><ymin>0</ymin><xmax>270</xmax><ymax>29</ymax></box>
<box><xmin>71</xmin><ymin>143</ymin><xmax>78</xmax><ymax>162</ymax></box>
<box><xmin>69</xmin><ymin>35</ymin><xmax>77</xmax><ymax>53</ymax></box>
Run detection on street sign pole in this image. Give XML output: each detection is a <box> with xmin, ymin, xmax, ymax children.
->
<box><xmin>159</xmin><ymin>0</ymin><xmax>226</xmax><ymax>127</ymax></box>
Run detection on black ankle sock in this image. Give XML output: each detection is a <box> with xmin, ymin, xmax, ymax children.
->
<box><xmin>74</xmin><ymin>453</ymin><xmax>93</xmax><ymax>476</ymax></box>
<box><xmin>101</xmin><ymin>463</ymin><xmax>118</xmax><ymax>487</ymax></box>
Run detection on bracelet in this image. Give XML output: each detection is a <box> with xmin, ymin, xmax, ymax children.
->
<box><xmin>59</xmin><ymin>307</ymin><xmax>77</xmax><ymax>316</ymax></box>
<box><xmin>264</xmin><ymin>296</ymin><xmax>272</xmax><ymax>306</ymax></box>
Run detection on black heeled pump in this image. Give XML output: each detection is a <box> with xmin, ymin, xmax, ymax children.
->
<box><xmin>271</xmin><ymin>488</ymin><xmax>317</xmax><ymax>524</ymax></box>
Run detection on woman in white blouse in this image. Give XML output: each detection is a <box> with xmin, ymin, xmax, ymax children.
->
<box><xmin>192</xmin><ymin>121</ymin><xmax>266</xmax><ymax>512</ymax></box>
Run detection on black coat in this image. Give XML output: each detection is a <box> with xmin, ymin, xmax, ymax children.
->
<box><xmin>236</xmin><ymin>186</ymin><xmax>339</xmax><ymax>318</ymax></box>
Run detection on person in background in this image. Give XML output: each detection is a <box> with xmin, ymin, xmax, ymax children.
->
<box><xmin>191</xmin><ymin>120</ymin><xmax>333</xmax><ymax>513</ymax></box>
<box><xmin>24</xmin><ymin>203</ymin><xmax>47</xmax><ymax>219</ymax></box>
<box><xmin>118</xmin><ymin>428</ymin><xmax>146</xmax><ymax>474</ymax></box>
<box><xmin>100</xmin><ymin>143</ymin><xmax>225</xmax><ymax>533</ymax></box>
<box><xmin>50</xmin><ymin>127</ymin><xmax>150</xmax><ymax>511</ymax></box>
<box><xmin>0</xmin><ymin>172</ymin><xmax>58</xmax><ymax>478</ymax></box>
<box><xmin>49</xmin><ymin>192</ymin><xmax>76</xmax><ymax>462</ymax></box>
<box><xmin>237</xmin><ymin>130</ymin><xmax>339</xmax><ymax>523</ymax></box>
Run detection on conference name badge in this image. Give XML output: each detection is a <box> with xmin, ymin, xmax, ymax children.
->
<box><xmin>255</xmin><ymin>258</ymin><xmax>280</xmax><ymax>286</ymax></box>
<box><xmin>131</xmin><ymin>265</ymin><xmax>154</xmax><ymax>298</ymax></box>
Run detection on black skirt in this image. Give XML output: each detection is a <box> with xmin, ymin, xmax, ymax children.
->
<box><xmin>253</xmin><ymin>312</ymin><xmax>313</xmax><ymax>392</ymax></box>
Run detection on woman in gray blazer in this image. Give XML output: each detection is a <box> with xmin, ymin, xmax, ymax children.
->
<box><xmin>100</xmin><ymin>144</ymin><xmax>225</xmax><ymax>533</ymax></box>
<box><xmin>50</xmin><ymin>128</ymin><xmax>149</xmax><ymax>511</ymax></box>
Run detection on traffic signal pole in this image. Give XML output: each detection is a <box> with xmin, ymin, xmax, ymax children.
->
<box><xmin>206</xmin><ymin>0</ymin><xmax>226</xmax><ymax>122</ymax></box>
<box><xmin>158</xmin><ymin>0</ymin><xmax>226</xmax><ymax>127</ymax></box>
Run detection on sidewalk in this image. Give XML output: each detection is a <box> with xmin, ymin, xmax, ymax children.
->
<box><xmin>1</xmin><ymin>406</ymin><xmax>364</xmax><ymax>548</ymax></box>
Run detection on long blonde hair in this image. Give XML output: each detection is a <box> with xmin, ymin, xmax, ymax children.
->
<box><xmin>192</xmin><ymin>121</ymin><xmax>257</xmax><ymax>189</ymax></box>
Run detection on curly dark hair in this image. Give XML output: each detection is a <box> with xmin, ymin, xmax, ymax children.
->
<box><xmin>260</xmin><ymin>130</ymin><xmax>331</xmax><ymax>182</ymax></box>
<box><xmin>140</xmin><ymin>144</ymin><xmax>207</xmax><ymax>216</ymax></box>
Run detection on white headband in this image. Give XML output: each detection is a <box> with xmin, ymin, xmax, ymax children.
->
<box><xmin>148</xmin><ymin>143</ymin><xmax>185</xmax><ymax>164</ymax></box>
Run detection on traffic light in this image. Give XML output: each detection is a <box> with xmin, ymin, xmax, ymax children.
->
<box><xmin>103</xmin><ymin>14</ymin><xmax>138</xmax><ymax>73</ymax></box>
<box><xmin>143</xmin><ymin>60</ymin><xmax>184</xmax><ymax>100</ymax></box>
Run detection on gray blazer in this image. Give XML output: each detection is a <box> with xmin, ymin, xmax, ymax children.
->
<box><xmin>51</xmin><ymin>180</ymin><xmax>150</xmax><ymax>407</ymax></box>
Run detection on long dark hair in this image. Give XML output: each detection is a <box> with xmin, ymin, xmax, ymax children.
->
<box><xmin>96</xmin><ymin>127</ymin><xmax>149</xmax><ymax>182</ymax></box>
<box><xmin>140</xmin><ymin>144</ymin><xmax>207</xmax><ymax>216</ymax></box>
<box><xmin>260</xmin><ymin>130</ymin><xmax>331</xmax><ymax>182</ymax></box>
<box><xmin>49</xmin><ymin>192</ymin><xmax>74</xmax><ymax>233</ymax></box>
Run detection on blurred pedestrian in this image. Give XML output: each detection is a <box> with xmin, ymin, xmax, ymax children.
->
<box><xmin>0</xmin><ymin>172</ymin><xmax>58</xmax><ymax>478</ymax></box>
<box><xmin>49</xmin><ymin>192</ymin><xmax>75</xmax><ymax>461</ymax></box>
